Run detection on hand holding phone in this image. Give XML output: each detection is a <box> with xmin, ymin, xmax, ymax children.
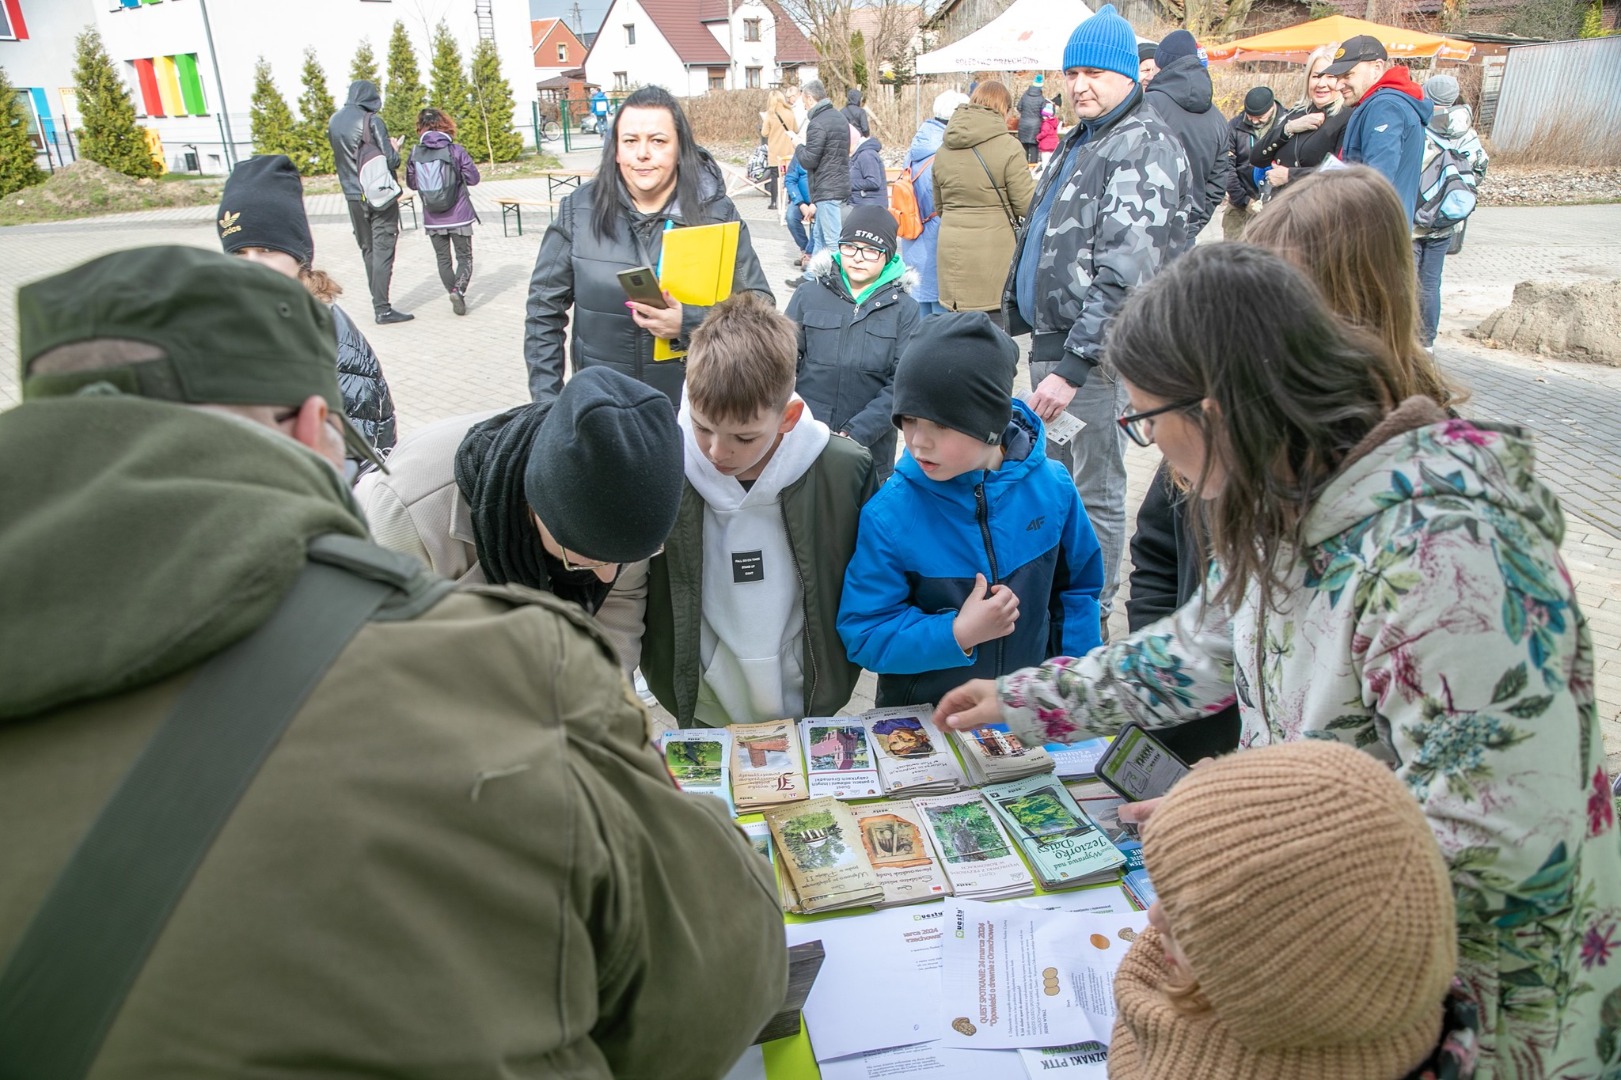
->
<box><xmin>1095</xmin><ymin>722</ymin><xmax>1190</xmax><ymax>803</ymax></box>
<box><xmin>617</xmin><ymin>266</ymin><xmax>669</xmax><ymax>309</ymax></box>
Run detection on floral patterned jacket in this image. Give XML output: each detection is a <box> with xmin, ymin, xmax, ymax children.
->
<box><xmin>998</xmin><ymin>412</ymin><xmax>1621</xmax><ymax>1079</ymax></box>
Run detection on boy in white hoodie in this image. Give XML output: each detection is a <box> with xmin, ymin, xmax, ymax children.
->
<box><xmin>642</xmin><ymin>292</ymin><xmax>879</xmax><ymax>727</ymax></box>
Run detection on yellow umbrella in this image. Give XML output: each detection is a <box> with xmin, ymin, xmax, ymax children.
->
<box><xmin>1205</xmin><ymin>14</ymin><xmax>1474</xmax><ymax>64</ymax></box>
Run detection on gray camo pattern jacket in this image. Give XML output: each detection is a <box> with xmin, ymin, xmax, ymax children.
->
<box><xmin>1002</xmin><ymin>92</ymin><xmax>1194</xmax><ymax>385</ymax></box>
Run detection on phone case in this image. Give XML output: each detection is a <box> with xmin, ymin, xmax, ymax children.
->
<box><xmin>1093</xmin><ymin>723</ymin><xmax>1189</xmax><ymax>804</ymax></box>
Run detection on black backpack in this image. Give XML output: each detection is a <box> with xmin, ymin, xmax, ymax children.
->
<box><xmin>411</xmin><ymin>144</ymin><xmax>462</xmax><ymax>214</ymax></box>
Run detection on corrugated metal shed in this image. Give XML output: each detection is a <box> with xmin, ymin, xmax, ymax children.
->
<box><xmin>1489</xmin><ymin>36</ymin><xmax>1621</xmax><ymax>160</ymax></box>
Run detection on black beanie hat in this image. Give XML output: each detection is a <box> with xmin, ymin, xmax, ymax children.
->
<box><xmin>217</xmin><ymin>154</ymin><xmax>314</xmax><ymax>267</ymax></box>
<box><xmin>1244</xmin><ymin>86</ymin><xmax>1276</xmax><ymax>117</ymax></box>
<box><xmin>840</xmin><ymin>204</ymin><xmax>898</xmax><ymax>259</ymax></box>
<box><xmin>892</xmin><ymin>311</ymin><xmax>1017</xmax><ymax>444</ymax></box>
<box><xmin>524</xmin><ymin>367</ymin><xmax>683</xmax><ymax>563</ymax></box>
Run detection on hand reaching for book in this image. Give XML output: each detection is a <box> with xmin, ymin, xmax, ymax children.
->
<box><xmin>931</xmin><ymin>679</ymin><xmax>1002</xmax><ymax>732</ymax></box>
<box><xmin>953</xmin><ymin>574</ymin><xmax>1018</xmax><ymax>653</ymax></box>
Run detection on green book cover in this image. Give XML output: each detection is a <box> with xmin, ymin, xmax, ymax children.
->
<box><xmin>982</xmin><ymin>773</ymin><xmax>1125</xmax><ymax>888</ymax></box>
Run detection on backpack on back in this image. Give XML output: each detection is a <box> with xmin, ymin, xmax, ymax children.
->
<box><xmin>1414</xmin><ymin>131</ymin><xmax>1478</xmax><ymax>232</ymax></box>
<box><xmin>410</xmin><ymin>144</ymin><xmax>462</xmax><ymax>214</ymax></box>
<box><xmin>356</xmin><ymin>119</ymin><xmax>400</xmax><ymax>210</ymax></box>
<box><xmin>888</xmin><ymin>154</ymin><xmax>936</xmax><ymax>241</ymax></box>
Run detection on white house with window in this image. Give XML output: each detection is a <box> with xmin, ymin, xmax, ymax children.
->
<box><xmin>582</xmin><ymin>0</ymin><xmax>817</xmax><ymax>98</ymax></box>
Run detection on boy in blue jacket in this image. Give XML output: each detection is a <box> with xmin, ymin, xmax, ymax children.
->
<box><xmin>838</xmin><ymin>312</ymin><xmax>1104</xmax><ymax>707</ymax></box>
<box><xmin>783</xmin><ymin>147</ymin><xmax>813</xmax><ymax>265</ymax></box>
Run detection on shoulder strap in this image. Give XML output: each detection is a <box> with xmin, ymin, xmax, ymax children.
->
<box><xmin>971</xmin><ymin>146</ymin><xmax>1019</xmax><ymax>231</ymax></box>
<box><xmin>0</xmin><ymin>543</ymin><xmax>401</xmax><ymax>1080</ymax></box>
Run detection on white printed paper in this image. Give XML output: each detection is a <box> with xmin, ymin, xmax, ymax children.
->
<box><xmin>821</xmin><ymin>1043</ymin><xmax>1028</xmax><ymax>1080</ymax></box>
<box><xmin>1017</xmin><ymin>1041</ymin><xmax>1108</xmax><ymax>1078</ymax></box>
<box><xmin>1015</xmin><ymin>390</ymin><xmax>1086</xmax><ymax>447</ymax></box>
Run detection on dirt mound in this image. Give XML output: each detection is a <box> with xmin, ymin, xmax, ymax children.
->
<box><xmin>0</xmin><ymin>160</ymin><xmax>220</xmax><ymax>226</ymax></box>
<box><xmin>1473</xmin><ymin>279</ymin><xmax>1621</xmax><ymax>366</ymax></box>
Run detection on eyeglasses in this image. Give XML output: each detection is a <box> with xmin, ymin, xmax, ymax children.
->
<box><xmin>557</xmin><ymin>543</ymin><xmax>663</xmax><ymax>573</ymax></box>
<box><xmin>1117</xmin><ymin>398</ymin><xmax>1202</xmax><ymax>448</ymax></box>
<box><xmin>838</xmin><ymin>242</ymin><xmax>888</xmax><ymax>263</ymax></box>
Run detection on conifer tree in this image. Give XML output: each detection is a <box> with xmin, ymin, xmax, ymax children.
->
<box><xmin>1579</xmin><ymin>0</ymin><xmax>1607</xmax><ymax>36</ymax></box>
<box><xmin>249</xmin><ymin>58</ymin><xmax>299</xmax><ymax>160</ymax></box>
<box><xmin>381</xmin><ymin>21</ymin><xmax>426</xmax><ymax>142</ymax></box>
<box><xmin>467</xmin><ymin>38</ymin><xmax>523</xmax><ymax>163</ymax></box>
<box><xmin>0</xmin><ymin>66</ymin><xmax>45</xmax><ymax>196</ymax></box>
<box><xmin>73</xmin><ymin>27</ymin><xmax>162</xmax><ymax>179</ymax></box>
<box><xmin>294</xmin><ymin>48</ymin><xmax>338</xmax><ymax>174</ymax></box>
<box><xmin>349</xmin><ymin>39</ymin><xmax>380</xmax><ymax>87</ymax></box>
<box><xmin>427</xmin><ymin>21</ymin><xmax>472</xmax><ymax>126</ymax></box>
<box><xmin>849</xmin><ymin>31</ymin><xmax>868</xmax><ymax>90</ymax></box>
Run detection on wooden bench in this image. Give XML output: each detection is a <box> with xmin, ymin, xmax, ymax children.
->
<box><xmin>496</xmin><ymin>197</ymin><xmax>559</xmax><ymax>237</ymax></box>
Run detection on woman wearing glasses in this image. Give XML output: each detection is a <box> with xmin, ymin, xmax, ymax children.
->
<box><xmin>1250</xmin><ymin>43</ymin><xmax>1351</xmax><ymax>196</ymax></box>
<box><xmin>934</xmin><ymin>243</ymin><xmax>1618</xmax><ymax>1079</ymax></box>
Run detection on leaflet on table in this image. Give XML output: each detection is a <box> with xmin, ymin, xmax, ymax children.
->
<box><xmin>852</xmin><ymin>800</ymin><xmax>951</xmax><ymax>907</ymax></box>
<box><xmin>799</xmin><ymin>718</ymin><xmax>883</xmax><ymax>800</ymax></box>
<box><xmin>913</xmin><ymin>791</ymin><xmax>1034</xmax><ymax>899</ymax></box>
<box><xmin>1064</xmin><ymin>780</ymin><xmax>1131</xmax><ymax>843</ymax></box>
<box><xmin>765</xmin><ymin>796</ymin><xmax>883</xmax><ymax>913</ymax></box>
<box><xmin>658</xmin><ymin>728</ymin><xmax>734</xmax><ymax>813</ymax></box>
<box><xmin>862</xmin><ymin>706</ymin><xmax>966</xmax><ymax>794</ymax></box>
<box><xmin>820</xmin><ymin>1042</ymin><xmax>1028</xmax><ymax>1080</ymax></box>
<box><xmin>730</xmin><ymin>719</ymin><xmax>808</xmax><ymax>809</ymax></box>
<box><xmin>983</xmin><ymin>774</ymin><xmax>1125</xmax><ymax>889</ymax></box>
<box><xmin>1045</xmin><ymin>737</ymin><xmax>1111</xmax><ymax>780</ymax></box>
<box><xmin>938</xmin><ymin>899</ymin><xmax>1148</xmax><ymax>1050</ymax></box>
<box><xmin>1016</xmin><ymin>1042</ymin><xmax>1108</xmax><ymax>1078</ymax></box>
<box><xmin>950</xmin><ymin>723</ymin><xmax>1055</xmax><ymax>785</ymax></box>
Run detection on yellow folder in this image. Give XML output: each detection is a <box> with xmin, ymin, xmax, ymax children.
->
<box><xmin>653</xmin><ymin>220</ymin><xmax>741</xmax><ymax>362</ymax></box>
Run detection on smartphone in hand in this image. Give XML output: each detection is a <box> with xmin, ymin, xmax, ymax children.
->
<box><xmin>617</xmin><ymin>266</ymin><xmax>669</xmax><ymax>309</ymax></box>
<box><xmin>1095</xmin><ymin>722</ymin><xmax>1190</xmax><ymax>803</ymax></box>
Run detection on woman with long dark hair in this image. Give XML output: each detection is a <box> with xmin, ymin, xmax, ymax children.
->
<box><xmin>934</xmin><ymin>243</ymin><xmax>1620</xmax><ymax>1079</ymax></box>
<box><xmin>523</xmin><ymin>85</ymin><xmax>772</xmax><ymax>404</ymax></box>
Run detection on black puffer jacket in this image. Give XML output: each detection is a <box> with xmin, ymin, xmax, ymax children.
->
<box><xmin>327</xmin><ymin>81</ymin><xmax>399</xmax><ymax>203</ymax></box>
<box><xmin>801</xmin><ymin>98</ymin><xmax>852</xmax><ymax>203</ymax></box>
<box><xmin>331</xmin><ymin>304</ymin><xmax>397</xmax><ymax>460</ymax></box>
<box><xmin>1143</xmin><ymin>56</ymin><xmax>1234</xmax><ymax>236</ymax></box>
<box><xmin>1016</xmin><ymin>85</ymin><xmax>1045</xmax><ymax>144</ymax></box>
<box><xmin>523</xmin><ymin>149</ymin><xmax>772</xmax><ymax>405</ymax></box>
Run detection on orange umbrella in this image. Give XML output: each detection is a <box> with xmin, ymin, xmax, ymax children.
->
<box><xmin>1205</xmin><ymin>15</ymin><xmax>1474</xmax><ymax>64</ymax></box>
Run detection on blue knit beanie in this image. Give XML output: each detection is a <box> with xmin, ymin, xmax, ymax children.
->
<box><xmin>1062</xmin><ymin>4</ymin><xmax>1140</xmax><ymax>81</ymax></box>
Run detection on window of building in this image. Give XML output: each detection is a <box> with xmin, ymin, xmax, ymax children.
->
<box><xmin>623</xmin><ymin>22</ymin><xmax>635</xmax><ymax>45</ymax></box>
<box><xmin>614</xmin><ymin>71</ymin><xmax>629</xmax><ymax>91</ymax></box>
<box><xmin>0</xmin><ymin>0</ymin><xmax>24</xmax><ymax>40</ymax></box>
<box><xmin>745</xmin><ymin>66</ymin><xmax>762</xmax><ymax>88</ymax></box>
<box><xmin>12</xmin><ymin>90</ymin><xmax>38</xmax><ymax>137</ymax></box>
<box><xmin>708</xmin><ymin>68</ymin><xmax>726</xmax><ymax>91</ymax></box>
<box><xmin>743</xmin><ymin>18</ymin><xmax>760</xmax><ymax>41</ymax></box>
<box><xmin>556</xmin><ymin>42</ymin><xmax>567</xmax><ymax>62</ymax></box>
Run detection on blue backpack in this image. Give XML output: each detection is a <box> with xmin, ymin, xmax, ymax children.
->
<box><xmin>1414</xmin><ymin>131</ymin><xmax>1478</xmax><ymax>232</ymax></box>
<box><xmin>410</xmin><ymin>144</ymin><xmax>462</xmax><ymax>214</ymax></box>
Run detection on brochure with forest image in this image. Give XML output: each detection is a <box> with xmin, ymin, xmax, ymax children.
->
<box><xmin>861</xmin><ymin>706</ymin><xmax>966</xmax><ymax>795</ymax></box>
<box><xmin>950</xmin><ymin>723</ymin><xmax>1055</xmax><ymax>785</ymax></box>
<box><xmin>851</xmin><ymin>800</ymin><xmax>951</xmax><ymax>907</ymax></box>
<box><xmin>912</xmin><ymin>790</ymin><xmax>1034</xmax><ymax>900</ymax></box>
<box><xmin>765</xmin><ymin>796</ymin><xmax>884</xmax><ymax>913</ymax></box>
<box><xmin>983</xmin><ymin>774</ymin><xmax>1125</xmax><ymax>889</ymax></box>
<box><xmin>799</xmin><ymin>718</ymin><xmax>883</xmax><ymax>801</ymax></box>
<box><xmin>730</xmin><ymin>719</ymin><xmax>809</xmax><ymax>810</ymax></box>
<box><xmin>658</xmin><ymin>728</ymin><xmax>734</xmax><ymax>813</ymax></box>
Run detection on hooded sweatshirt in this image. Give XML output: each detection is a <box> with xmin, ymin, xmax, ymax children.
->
<box><xmin>1143</xmin><ymin>55</ymin><xmax>1234</xmax><ymax>234</ymax></box>
<box><xmin>679</xmin><ymin>394</ymin><xmax>831</xmax><ymax>725</ymax></box>
<box><xmin>1340</xmin><ymin>66</ymin><xmax>1430</xmax><ymax>223</ymax></box>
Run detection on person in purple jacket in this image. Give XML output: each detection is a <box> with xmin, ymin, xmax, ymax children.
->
<box><xmin>406</xmin><ymin>108</ymin><xmax>482</xmax><ymax>316</ymax></box>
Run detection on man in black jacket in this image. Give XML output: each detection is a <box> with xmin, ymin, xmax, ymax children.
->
<box><xmin>1222</xmin><ymin>86</ymin><xmax>1280</xmax><ymax>242</ymax></box>
<box><xmin>795</xmin><ymin>80</ymin><xmax>851</xmax><ymax>285</ymax></box>
<box><xmin>327</xmin><ymin>80</ymin><xmax>411</xmax><ymax>324</ymax></box>
<box><xmin>842</xmin><ymin>87</ymin><xmax>871</xmax><ymax>138</ymax></box>
<box><xmin>1143</xmin><ymin>30</ymin><xmax>1231</xmax><ymax>242</ymax></box>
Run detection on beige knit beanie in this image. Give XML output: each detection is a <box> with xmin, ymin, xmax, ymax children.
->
<box><xmin>1109</xmin><ymin>741</ymin><xmax>1457</xmax><ymax>1080</ymax></box>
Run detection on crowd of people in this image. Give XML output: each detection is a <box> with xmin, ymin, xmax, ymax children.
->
<box><xmin>0</xmin><ymin>6</ymin><xmax>1613</xmax><ymax>1080</ymax></box>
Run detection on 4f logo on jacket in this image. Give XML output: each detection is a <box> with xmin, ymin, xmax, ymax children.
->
<box><xmin>1026</xmin><ymin>516</ymin><xmax>1045</xmax><ymax>531</ymax></box>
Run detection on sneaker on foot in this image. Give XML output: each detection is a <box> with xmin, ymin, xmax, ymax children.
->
<box><xmin>784</xmin><ymin>276</ymin><xmax>804</xmax><ymax>289</ymax></box>
<box><xmin>376</xmin><ymin>308</ymin><xmax>414</xmax><ymax>325</ymax></box>
<box><xmin>450</xmin><ymin>291</ymin><xmax>467</xmax><ymax>316</ymax></box>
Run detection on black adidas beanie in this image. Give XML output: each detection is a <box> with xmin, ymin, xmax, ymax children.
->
<box><xmin>892</xmin><ymin>311</ymin><xmax>1017</xmax><ymax>444</ymax></box>
<box><xmin>524</xmin><ymin>367</ymin><xmax>684</xmax><ymax>563</ymax></box>
<box><xmin>217</xmin><ymin>154</ymin><xmax>314</xmax><ymax>267</ymax></box>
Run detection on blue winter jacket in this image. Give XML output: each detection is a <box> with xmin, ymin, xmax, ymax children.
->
<box><xmin>1340</xmin><ymin>71</ymin><xmax>1430</xmax><ymax>223</ymax></box>
<box><xmin>785</xmin><ymin>151</ymin><xmax>811</xmax><ymax>207</ymax></box>
<box><xmin>838</xmin><ymin>400</ymin><xmax>1104</xmax><ymax>707</ymax></box>
<box><xmin>898</xmin><ymin>118</ymin><xmax>947</xmax><ymax>304</ymax></box>
<box><xmin>848</xmin><ymin>137</ymin><xmax>887</xmax><ymax>207</ymax></box>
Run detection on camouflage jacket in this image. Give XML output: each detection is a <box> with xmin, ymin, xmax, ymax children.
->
<box><xmin>1002</xmin><ymin>92</ymin><xmax>1194</xmax><ymax>385</ymax></box>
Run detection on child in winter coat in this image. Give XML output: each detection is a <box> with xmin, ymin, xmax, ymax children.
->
<box><xmin>838</xmin><ymin>312</ymin><xmax>1103</xmax><ymax>708</ymax></box>
<box><xmin>783</xmin><ymin>146</ymin><xmax>814</xmax><ymax>267</ymax></box>
<box><xmin>1037</xmin><ymin>102</ymin><xmax>1059</xmax><ymax>157</ymax></box>
<box><xmin>847</xmin><ymin>127</ymin><xmax>887</xmax><ymax>207</ymax></box>
<box><xmin>642</xmin><ymin>292</ymin><xmax>878</xmax><ymax>728</ymax></box>
<box><xmin>785</xmin><ymin>206</ymin><xmax>920</xmax><ymax>485</ymax></box>
<box><xmin>406</xmin><ymin>108</ymin><xmax>481</xmax><ymax>315</ymax></box>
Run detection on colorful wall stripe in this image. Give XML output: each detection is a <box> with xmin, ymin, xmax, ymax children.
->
<box><xmin>27</xmin><ymin>87</ymin><xmax>55</xmax><ymax>142</ymax></box>
<box><xmin>154</xmin><ymin>55</ymin><xmax>184</xmax><ymax>116</ymax></box>
<box><xmin>119</xmin><ymin>0</ymin><xmax>140</xmax><ymax>9</ymax></box>
<box><xmin>132</xmin><ymin>58</ymin><xmax>163</xmax><ymax>117</ymax></box>
<box><xmin>129</xmin><ymin>55</ymin><xmax>208</xmax><ymax>118</ymax></box>
<box><xmin>1</xmin><ymin>0</ymin><xmax>29</xmax><ymax>40</ymax></box>
<box><xmin>174</xmin><ymin>54</ymin><xmax>206</xmax><ymax>115</ymax></box>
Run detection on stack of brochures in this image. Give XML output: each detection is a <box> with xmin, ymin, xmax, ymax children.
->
<box><xmin>861</xmin><ymin>706</ymin><xmax>966</xmax><ymax>796</ymax></box>
<box><xmin>1064</xmin><ymin>778</ymin><xmax>1131</xmax><ymax>842</ymax></box>
<box><xmin>949</xmin><ymin>722</ymin><xmax>1055</xmax><ymax>785</ymax></box>
<box><xmin>983</xmin><ymin>774</ymin><xmax>1126</xmax><ymax>889</ymax></box>
<box><xmin>1114</xmin><ymin>837</ymin><xmax>1158</xmax><ymax>909</ymax></box>
<box><xmin>912</xmin><ymin>790</ymin><xmax>1034</xmax><ymax>900</ymax></box>
<box><xmin>658</xmin><ymin>728</ymin><xmax>735</xmax><ymax>813</ymax></box>
<box><xmin>851</xmin><ymin>800</ymin><xmax>951</xmax><ymax>907</ymax></box>
<box><xmin>729</xmin><ymin>719</ymin><xmax>809</xmax><ymax>810</ymax></box>
<box><xmin>799</xmin><ymin>718</ymin><xmax>884</xmax><ymax>800</ymax></box>
<box><xmin>766</xmin><ymin>796</ymin><xmax>885</xmax><ymax>913</ymax></box>
<box><xmin>1045</xmin><ymin>736</ymin><xmax>1112</xmax><ymax>780</ymax></box>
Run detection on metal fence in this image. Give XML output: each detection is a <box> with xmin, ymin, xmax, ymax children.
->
<box><xmin>1489</xmin><ymin>36</ymin><xmax>1621</xmax><ymax>164</ymax></box>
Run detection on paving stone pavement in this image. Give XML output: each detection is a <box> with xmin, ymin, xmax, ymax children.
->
<box><xmin>1</xmin><ymin>180</ymin><xmax>1617</xmax><ymax>772</ymax></box>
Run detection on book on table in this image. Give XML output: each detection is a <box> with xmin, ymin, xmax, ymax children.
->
<box><xmin>850</xmin><ymin>799</ymin><xmax>952</xmax><ymax>907</ymax></box>
<box><xmin>729</xmin><ymin>719</ymin><xmax>809</xmax><ymax>810</ymax></box>
<box><xmin>1064</xmin><ymin>778</ymin><xmax>1131</xmax><ymax>843</ymax></box>
<box><xmin>766</xmin><ymin>796</ymin><xmax>885</xmax><ymax>914</ymax></box>
<box><xmin>658</xmin><ymin>728</ymin><xmax>734</xmax><ymax>813</ymax></box>
<box><xmin>861</xmin><ymin>705</ymin><xmax>966</xmax><ymax>796</ymax></box>
<box><xmin>799</xmin><ymin>718</ymin><xmax>883</xmax><ymax>800</ymax></box>
<box><xmin>911</xmin><ymin>790</ymin><xmax>1034</xmax><ymax>900</ymax></box>
<box><xmin>949</xmin><ymin>722</ymin><xmax>1055</xmax><ymax>785</ymax></box>
<box><xmin>983</xmin><ymin>773</ymin><xmax>1126</xmax><ymax>889</ymax></box>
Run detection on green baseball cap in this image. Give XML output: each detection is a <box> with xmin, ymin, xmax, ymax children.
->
<box><xmin>17</xmin><ymin>245</ymin><xmax>384</xmax><ymax>470</ymax></box>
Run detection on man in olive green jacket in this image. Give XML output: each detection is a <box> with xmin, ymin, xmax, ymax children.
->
<box><xmin>0</xmin><ymin>248</ymin><xmax>786</xmax><ymax>1078</ymax></box>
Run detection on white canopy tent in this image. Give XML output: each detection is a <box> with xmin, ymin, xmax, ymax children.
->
<box><xmin>915</xmin><ymin>0</ymin><xmax>1098</xmax><ymax>74</ymax></box>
